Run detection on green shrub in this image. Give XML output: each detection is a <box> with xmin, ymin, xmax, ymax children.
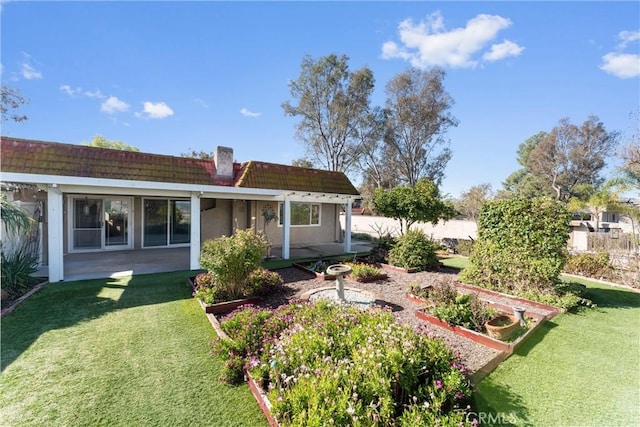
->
<box><xmin>245</xmin><ymin>267</ymin><xmax>283</xmax><ymax>296</ymax></box>
<box><xmin>345</xmin><ymin>262</ymin><xmax>382</xmax><ymax>280</ymax></box>
<box><xmin>1</xmin><ymin>243</ymin><xmax>39</xmax><ymax>298</ymax></box>
<box><xmin>454</xmin><ymin>239</ymin><xmax>474</xmax><ymax>257</ymax></box>
<box><xmin>388</xmin><ymin>230</ymin><xmax>440</xmax><ymax>271</ymax></box>
<box><xmin>363</xmin><ymin>236</ymin><xmax>396</xmax><ymax>264</ymax></box>
<box><xmin>428</xmin><ymin>276</ymin><xmax>459</xmax><ymax>305</ymax></box>
<box><xmin>460</xmin><ymin>197</ymin><xmax>573</xmax><ymax>298</ymax></box>
<box><xmin>199</xmin><ymin>229</ymin><xmax>268</xmax><ymax>300</ymax></box>
<box><xmin>564</xmin><ymin>252</ymin><xmax>612</xmax><ymax>278</ymax></box>
<box><xmin>216</xmin><ymin>301</ymin><xmax>475</xmax><ymax>425</ymax></box>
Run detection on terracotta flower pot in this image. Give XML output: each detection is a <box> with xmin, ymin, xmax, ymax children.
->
<box><xmin>485</xmin><ymin>314</ymin><xmax>520</xmax><ymax>341</ymax></box>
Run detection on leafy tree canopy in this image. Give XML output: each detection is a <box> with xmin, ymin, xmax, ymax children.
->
<box><xmin>181</xmin><ymin>149</ymin><xmax>214</xmax><ymax>160</ymax></box>
<box><xmin>455</xmin><ymin>183</ymin><xmax>493</xmax><ymax>221</ymax></box>
<box><xmin>282</xmin><ymin>53</ymin><xmax>376</xmax><ymax>174</ymax></box>
<box><xmin>84</xmin><ymin>135</ymin><xmax>140</xmax><ymax>152</ymax></box>
<box><xmin>502</xmin><ymin>117</ymin><xmax>620</xmax><ymax>201</ymax></box>
<box><xmin>1</xmin><ymin>85</ymin><xmax>29</xmax><ymax>123</ymax></box>
<box><xmin>383</xmin><ymin>67</ymin><xmax>457</xmax><ymax>186</ymax></box>
<box><xmin>291</xmin><ymin>158</ymin><xmax>314</xmax><ymax>168</ymax></box>
<box><xmin>372</xmin><ymin>178</ymin><xmax>455</xmax><ymax>233</ymax></box>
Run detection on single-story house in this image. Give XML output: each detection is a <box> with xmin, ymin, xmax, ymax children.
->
<box><xmin>1</xmin><ymin>137</ymin><xmax>360</xmax><ymax>282</ymax></box>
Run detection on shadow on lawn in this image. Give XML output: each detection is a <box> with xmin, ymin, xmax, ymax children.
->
<box><xmin>583</xmin><ymin>285</ymin><xmax>640</xmax><ymax>310</ymax></box>
<box><xmin>473</xmin><ymin>380</ymin><xmax>532</xmax><ymax>427</ymax></box>
<box><xmin>0</xmin><ymin>270</ymin><xmax>196</xmax><ymax>372</ymax></box>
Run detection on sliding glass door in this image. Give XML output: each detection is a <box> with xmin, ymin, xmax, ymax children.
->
<box><xmin>73</xmin><ymin>198</ymin><xmax>103</xmax><ymax>249</ymax></box>
<box><xmin>70</xmin><ymin>197</ymin><xmax>132</xmax><ymax>252</ymax></box>
<box><xmin>143</xmin><ymin>199</ymin><xmax>191</xmax><ymax>247</ymax></box>
<box><xmin>105</xmin><ymin>199</ymin><xmax>130</xmax><ymax>247</ymax></box>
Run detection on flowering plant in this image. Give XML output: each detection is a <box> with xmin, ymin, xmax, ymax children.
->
<box><xmin>215</xmin><ymin>300</ymin><xmax>475</xmax><ymax>425</ymax></box>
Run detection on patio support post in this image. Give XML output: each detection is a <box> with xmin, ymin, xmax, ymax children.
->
<box><xmin>282</xmin><ymin>196</ymin><xmax>291</xmax><ymax>259</ymax></box>
<box><xmin>344</xmin><ymin>197</ymin><xmax>352</xmax><ymax>254</ymax></box>
<box><xmin>190</xmin><ymin>193</ymin><xmax>201</xmax><ymax>270</ymax></box>
<box><xmin>47</xmin><ymin>185</ymin><xmax>64</xmax><ymax>282</ymax></box>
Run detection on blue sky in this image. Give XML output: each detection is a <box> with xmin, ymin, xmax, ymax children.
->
<box><xmin>2</xmin><ymin>1</ymin><xmax>639</xmax><ymax>198</ymax></box>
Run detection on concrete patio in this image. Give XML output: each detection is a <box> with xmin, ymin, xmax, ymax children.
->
<box><xmin>37</xmin><ymin>240</ymin><xmax>374</xmax><ymax>282</ymax></box>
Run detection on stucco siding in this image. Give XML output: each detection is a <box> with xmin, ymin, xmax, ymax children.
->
<box><xmin>201</xmin><ymin>198</ymin><xmax>233</xmax><ymax>242</ymax></box>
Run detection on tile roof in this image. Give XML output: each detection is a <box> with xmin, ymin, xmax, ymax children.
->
<box><xmin>1</xmin><ymin>137</ymin><xmax>359</xmax><ymax>196</ymax></box>
<box><xmin>1</xmin><ymin>137</ymin><xmax>222</xmax><ymax>185</ymax></box>
<box><xmin>236</xmin><ymin>161</ymin><xmax>359</xmax><ymax>195</ymax></box>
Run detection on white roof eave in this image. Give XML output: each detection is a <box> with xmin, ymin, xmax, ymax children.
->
<box><xmin>1</xmin><ymin>172</ymin><xmax>359</xmax><ymax>202</ymax></box>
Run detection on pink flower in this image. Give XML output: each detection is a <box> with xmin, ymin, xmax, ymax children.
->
<box><xmin>435</xmin><ymin>380</ymin><xmax>443</xmax><ymax>389</ymax></box>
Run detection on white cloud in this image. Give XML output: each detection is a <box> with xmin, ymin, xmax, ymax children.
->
<box><xmin>137</xmin><ymin>101</ymin><xmax>174</xmax><ymax>119</ymax></box>
<box><xmin>600</xmin><ymin>30</ymin><xmax>640</xmax><ymax>78</ymax></box>
<box><xmin>240</xmin><ymin>108</ymin><xmax>261</xmax><ymax>118</ymax></box>
<box><xmin>600</xmin><ymin>52</ymin><xmax>640</xmax><ymax>78</ymax></box>
<box><xmin>617</xmin><ymin>30</ymin><xmax>640</xmax><ymax>49</ymax></box>
<box><xmin>483</xmin><ymin>40</ymin><xmax>525</xmax><ymax>61</ymax></box>
<box><xmin>84</xmin><ymin>89</ymin><xmax>105</xmax><ymax>99</ymax></box>
<box><xmin>19</xmin><ymin>52</ymin><xmax>42</xmax><ymax>80</ymax></box>
<box><xmin>60</xmin><ymin>85</ymin><xmax>82</xmax><ymax>96</ymax></box>
<box><xmin>100</xmin><ymin>96</ymin><xmax>130</xmax><ymax>114</ymax></box>
<box><xmin>21</xmin><ymin>62</ymin><xmax>42</xmax><ymax>80</ymax></box>
<box><xmin>382</xmin><ymin>11</ymin><xmax>523</xmax><ymax>69</ymax></box>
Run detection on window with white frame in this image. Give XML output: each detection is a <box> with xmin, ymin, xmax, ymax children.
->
<box><xmin>278</xmin><ymin>202</ymin><xmax>321</xmax><ymax>226</ymax></box>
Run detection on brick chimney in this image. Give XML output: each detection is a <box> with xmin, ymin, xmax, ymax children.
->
<box><xmin>214</xmin><ymin>146</ymin><xmax>234</xmax><ymax>179</ymax></box>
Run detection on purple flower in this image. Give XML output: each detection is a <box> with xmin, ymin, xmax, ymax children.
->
<box><xmin>435</xmin><ymin>379</ymin><xmax>443</xmax><ymax>389</ymax></box>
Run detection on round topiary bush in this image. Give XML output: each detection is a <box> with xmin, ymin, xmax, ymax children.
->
<box><xmin>388</xmin><ymin>229</ymin><xmax>440</xmax><ymax>271</ymax></box>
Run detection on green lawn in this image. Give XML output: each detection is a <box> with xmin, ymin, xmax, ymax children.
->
<box><xmin>0</xmin><ymin>271</ymin><xmax>268</xmax><ymax>426</ymax></box>
<box><xmin>440</xmin><ymin>255</ymin><xmax>640</xmax><ymax>425</ymax></box>
<box><xmin>439</xmin><ymin>255</ymin><xmax>471</xmax><ymax>270</ymax></box>
<box><xmin>474</xmin><ymin>279</ymin><xmax>640</xmax><ymax>426</ymax></box>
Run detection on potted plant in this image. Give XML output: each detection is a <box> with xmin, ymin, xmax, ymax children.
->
<box><xmin>484</xmin><ymin>315</ymin><xmax>521</xmax><ymax>341</ymax></box>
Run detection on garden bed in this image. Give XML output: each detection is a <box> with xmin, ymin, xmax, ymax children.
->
<box><xmin>379</xmin><ymin>262</ymin><xmax>418</xmax><ymax>274</ymax></box>
<box><xmin>415</xmin><ymin>308</ymin><xmax>542</xmax><ymax>354</ymax></box>
<box><xmin>455</xmin><ymin>282</ymin><xmax>563</xmax><ymax>317</ymax></box>
<box><xmin>188</xmin><ymin>276</ymin><xmax>262</xmax><ymax>314</ymax></box>
<box><xmin>292</xmin><ymin>259</ymin><xmax>343</xmax><ymax>280</ymax></box>
<box><xmin>347</xmin><ymin>272</ymin><xmax>388</xmax><ymax>283</ymax></box>
<box><xmin>211</xmin><ymin>301</ymin><xmax>476</xmax><ymax>426</ymax></box>
<box><xmin>1</xmin><ymin>278</ymin><xmax>48</xmax><ymax>319</ymax></box>
<box><xmin>294</xmin><ymin>259</ymin><xmax>390</xmax><ymax>282</ymax></box>
<box><xmin>407</xmin><ymin>283</ymin><xmax>554</xmax><ymax>369</ymax></box>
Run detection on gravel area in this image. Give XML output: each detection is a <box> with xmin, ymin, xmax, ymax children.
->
<box><xmin>259</xmin><ymin>266</ymin><xmax>503</xmax><ymax>374</ymax></box>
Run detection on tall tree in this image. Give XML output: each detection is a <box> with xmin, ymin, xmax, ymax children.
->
<box><xmin>282</xmin><ymin>54</ymin><xmax>375</xmax><ymax>174</ymax></box>
<box><xmin>455</xmin><ymin>183</ymin><xmax>493</xmax><ymax>221</ymax></box>
<box><xmin>500</xmin><ymin>132</ymin><xmax>548</xmax><ymax>198</ymax></box>
<box><xmin>619</xmin><ymin>111</ymin><xmax>639</xmax><ymax>192</ymax></box>
<box><xmin>354</xmin><ymin>107</ymin><xmax>395</xmax><ymax>212</ymax></box>
<box><xmin>383</xmin><ymin>67</ymin><xmax>457</xmax><ymax>186</ymax></box>
<box><xmin>526</xmin><ymin>116</ymin><xmax>619</xmax><ymax>201</ymax></box>
<box><xmin>84</xmin><ymin>135</ymin><xmax>140</xmax><ymax>152</ymax></box>
<box><xmin>1</xmin><ymin>85</ymin><xmax>29</xmax><ymax>123</ymax></box>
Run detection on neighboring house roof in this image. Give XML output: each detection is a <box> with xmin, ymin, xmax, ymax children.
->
<box><xmin>1</xmin><ymin>137</ymin><xmax>359</xmax><ymax>196</ymax></box>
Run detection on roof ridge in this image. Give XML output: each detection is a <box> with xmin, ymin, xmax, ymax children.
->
<box><xmin>0</xmin><ymin>136</ymin><xmax>214</xmax><ymax>164</ymax></box>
